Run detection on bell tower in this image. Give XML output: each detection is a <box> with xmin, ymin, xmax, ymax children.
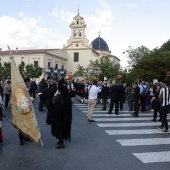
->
<box><xmin>65</xmin><ymin>11</ymin><xmax>89</xmax><ymax>47</ymax></box>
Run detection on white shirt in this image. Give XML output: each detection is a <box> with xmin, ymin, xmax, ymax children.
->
<box><xmin>88</xmin><ymin>85</ymin><xmax>101</xmax><ymax>100</ymax></box>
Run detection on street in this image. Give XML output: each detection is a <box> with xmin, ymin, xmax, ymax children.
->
<box><xmin>1</xmin><ymin>98</ymin><xmax>170</xmax><ymax>170</ymax></box>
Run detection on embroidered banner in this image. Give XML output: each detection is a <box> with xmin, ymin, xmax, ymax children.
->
<box><xmin>10</xmin><ymin>56</ymin><xmax>41</xmax><ymax>143</ymax></box>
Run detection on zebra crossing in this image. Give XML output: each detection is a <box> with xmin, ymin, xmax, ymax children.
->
<box><xmin>74</xmin><ymin>103</ymin><xmax>170</xmax><ymax>164</ymax></box>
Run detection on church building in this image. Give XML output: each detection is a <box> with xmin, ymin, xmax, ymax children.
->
<box><xmin>0</xmin><ymin>12</ymin><xmax>120</xmax><ymax>81</ymax></box>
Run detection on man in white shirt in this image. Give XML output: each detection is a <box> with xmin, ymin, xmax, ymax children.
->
<box><xmin>88</xmin><ymin>80</ymin><xmax>101</xmax><ymax>122</ymax></box>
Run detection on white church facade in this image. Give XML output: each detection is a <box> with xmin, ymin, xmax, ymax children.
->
<box><xmin>0</xmin><ymin>12</ymin><xmax>120</xmax><ymax>81</ymax></box>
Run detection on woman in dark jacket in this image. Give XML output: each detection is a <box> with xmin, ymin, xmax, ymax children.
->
<box><xmin>51</xmin><ymin>79</ymin><xmax>72</xmax><ymax>149</ymax></box>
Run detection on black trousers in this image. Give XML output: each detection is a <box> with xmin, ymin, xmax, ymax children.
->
<box><xmin>153</xmin><ymin>101</ymin><xmax>161</xmax><ymax>120</ymax></box>
<box><xmin>102</xmin><ymin>98</ymin><xmax>107</xmax><ymax>109</ymax></box>
<box><xmin>127</xmin><ymin>98</ymin><xmax>133</xmax><ymax>110</ymax></box>
<box><xmin>140</xmin><ymin>95</ymin><xmax>146</xmax><ymax>111</ymax></box>
<box><xmin>46</xmin><ymin>106</ymin><xmax>52</xmax><ymax>124</ymax></box>
<box><xmin>19</xmin><ymin>132</ymin><xmax>30</xmax><ymax>141</ymax></box>
<box><xmin>109</xmin><ymin>99</ymin><xmax>119</xmax><ymax>114</ymax></box>
<box><xmin>39</xmin><ymin>95</ymin><xmax>45</xmax><ymax>111</ymax></box>
<box><xmin>30</xmin><ymin>89</ymin><xmax>36</xmax><ymax>98</ymax></box>
<box><xmin>5</xmin><ymin>94</ymin><xmax>10</xmax><ymax>107</ymax></box>
<box><xmin>161</xmin><ymin>105</ymin><xmax>169</xmax><ymax>130</ymax></box>
<box><xmin>134</xmin><ymin>98</ymin><xmax>139</xmax><ymax>116</ymax></box>
<box><xmin>119</xmin><ymin>98</ymin><xmax>124</xmax><ymax>110</ymax></box>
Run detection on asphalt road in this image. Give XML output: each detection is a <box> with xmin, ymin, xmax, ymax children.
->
<box><xmin>1</xmin><ymin>97</ymin><xmax>170</xmax><ymax>170</ymax></box>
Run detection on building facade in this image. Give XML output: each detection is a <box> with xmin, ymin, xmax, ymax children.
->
<box><xmin>0</xmin><ymin>12</ymin><xmax>120</xmax><ymax>81</ymax></box>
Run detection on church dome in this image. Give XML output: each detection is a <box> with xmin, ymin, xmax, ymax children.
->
<box><xmin>91</xmin><ymin>36</ymin><xmax>109</xmax><ymax>51</ymax></box>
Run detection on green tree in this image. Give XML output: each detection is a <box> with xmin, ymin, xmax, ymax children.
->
<box><xmin>123</xmin><ymin>45</ymin><xmax>150</xmax><ymax>66</ymax></box>
<box><xmin>93</xmin><ymin>56</ymin><xmax>120</xmax><ymax>80</ymax></box>
<box><xmin>0</xmin><ymin>63</ymin><xmax>5</xmax><ymax>81</ymax></box>
<box><xmin>18</xmin><ymin>61</ymin><xmax>26</xmax><ymax>78</ymax></box>
<box><xmin>132</xmin><ymin>56</ymin><xmax>170</xmax><ymax>82</ymax></box>
<box><xmin>18</xmin><ymin>61</ymin><xmax>43</xmax><ymax>78</ymax></box>
<box><xmin>3</xmin><ymin>62</ymin><xmax>11</xmax><ymax>79</ymax></box>
<box><xmin>159</xmin><ymin>39</ymin><xmax>170</xmax><ymax>52</ymax></box>
<box><xmin>75</xmin><ymin>64</ymin><xmax>84</xmax><ymax>76</ymax></box>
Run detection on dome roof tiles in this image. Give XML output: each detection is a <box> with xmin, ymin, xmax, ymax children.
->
<box><xmin>91</xmin><ymin>36</ymin><xmax>109</xmax><ymax>51</ymax></box>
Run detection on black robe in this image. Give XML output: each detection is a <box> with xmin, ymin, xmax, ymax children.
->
<box><xmin>51</xmin><ymin>89</ymin><xmax>72</xmax><ymax>142</ymax></box>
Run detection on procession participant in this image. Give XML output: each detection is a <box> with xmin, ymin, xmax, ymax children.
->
<box><xmin>131</xmin><ymin>82</ymin><xmax>140</xmax><ymax>117</ymax></box>
<box><xmin>38</xmin><ymin>79</ymin><xmax>47</xmax><ymax>111</ymax></box>
<box><xmin>107</xmin><ymin>80</ymin><xmax>121</xmax><ymax>115</ymax></box>
<box><xmin>43</xmin><ymin>81</ymin><xmax>56</xmax><ymax>125</ymax></box>
<box><xmin>150</xmin><ymin>87</ymin><xmax>161</xmax><ymax>122</ymax></box>
<box><xmin>80</xmin><ymin>80</ymin><xmax>86</xmax><ymax>104</ymax></box>
<box><xmin>101</xmin><ymin>81</ymin><xmax>109</xmax><ymax>110</ymax></box>
<box><xmin>67</xmin><ymin>80</ymin><xmax>75</xmax><ymax>103</ymax></box>
<box><xmin>51</xmin><ymin>79</ymin><xmax>72</xmax><ymax>149</ymax></box>
<box><xmin>157</xmin><ymin>80</ymin><xmax>170</xmax><ymax>133</ymax></box>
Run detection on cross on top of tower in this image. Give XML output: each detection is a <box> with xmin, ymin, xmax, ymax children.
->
<box><xmin>97</xmin><ymin>30</ymin><xmax>102</xmax><ymax>37</ymax></box>
<box><xmin>78</xmin><ymin>5</ymin><xmax>79</xmax><ymax>15</ymax></box>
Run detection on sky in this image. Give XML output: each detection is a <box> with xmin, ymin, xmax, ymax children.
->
<box><xmin>0</xmin><ymin>0</ymin><xmax>170</xmax><ymax>68</ymax></box>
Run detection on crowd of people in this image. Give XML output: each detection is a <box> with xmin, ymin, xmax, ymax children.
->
<box><xmin>0</xmin><ymin>77</ymin><xmax>170</xmax><ymax>147</ymax></box>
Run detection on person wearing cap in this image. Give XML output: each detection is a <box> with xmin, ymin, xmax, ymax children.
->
<box><xmin>88</xmin><ymin>80</ymin><xmax>101</xmax><ymax>122</ymax></box>
<box><xmin>157</xmin><ymin>80</ymin><xmax>170</xmax><ymax>133</ymax></box>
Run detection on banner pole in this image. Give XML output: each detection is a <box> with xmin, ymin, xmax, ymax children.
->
<box><xmin>40</xmin><ymin>139</ymin><xmax>44</xmax><ymax>147</ymax></box>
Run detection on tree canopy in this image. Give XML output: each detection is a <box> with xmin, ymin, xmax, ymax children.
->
<box><xmin>123</xmin><ymin>45</ymin><xmax>150</xmax><ymax>66</ymax></box>
<box><xmin>124</xmin><ymin>39</ymin><xmax>170</xmax><ymax>82</ymax></box>
<box><xmin>0</xmin><ymin>61</ymin><xmax>43</xmax><ymax>81</ymax></box>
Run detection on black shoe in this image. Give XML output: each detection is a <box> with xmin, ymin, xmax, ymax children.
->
<box><xmin>152</xmin><ymin>119</ymin><xmax>156</xmax><ymax>122</ymax></box>
<box><xmin>88</xmin><ymin>119</ymin><xmax>95</xmax><ymax>122</ymax></box>
<box><xmin>56</xmin><ymin>143</ymin><xmax>64</xmax><ymax>149</ymax></box>
<box><xmin>115</xmin><ymin>112</ymin><xmax>118</xmax><ymax>115</ymax></box>
<box><xmin>158</xmin><ymin>119</ymin><xmax>162</xmax><ymax>122</ymax></box>
<box><xmin>2</xmin><ymin>114</ymin><xmax>6</xmax><ymax>117</ymax></box>
<box><xmin>163</xmin><ymin>129</ymin><xmax>169</xmax><ymax>133</ymax></box>
<box><xmin>20</xmin><ymin>140</ymin><xmax>24</xmax><ymax>145</ymax></box>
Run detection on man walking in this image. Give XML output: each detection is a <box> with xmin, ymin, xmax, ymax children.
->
<box><xmin>107</xmin><ymin>81</ymin><xmax>121</xmax><ymax>115</ymax></box>
<box><xmin>88</xmin><ymin>80</ymin><xmax>101</xmax><ymax>122</ymax></box>
<box><xmin>101</xmin><ymin>81</ymin><xmax>109</xmax><ymax>110</ymax></box>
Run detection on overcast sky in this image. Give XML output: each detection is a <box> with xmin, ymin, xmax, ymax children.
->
<box><xmin>0</xmin><ymin>0</ymin><xmax>170</xmax><ymax>68</ymax></box>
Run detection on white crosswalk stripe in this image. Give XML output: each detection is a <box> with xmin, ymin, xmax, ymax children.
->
<box><xmin>117</xmin><ymin>138</ymin><xmax>170</xmax><ymax>146</ymax></box>
<box><xmin>133</xmin><ymin>152</ymin><xmax>170</xmax><ymax>163</ymax></box>
<box><xmin>106</xmin><ymin>129</ymin><xmax>164</xmax><ymax>135</ymax></box>
<box><xmin>74</xmin><ymin>103</ymin><xmax>170</xmax><ymax>163</ymax></box>
<box><xmin>97</xmin><ymin>122</ymin><xmax>161</xmax><ymax>127</ymax></box>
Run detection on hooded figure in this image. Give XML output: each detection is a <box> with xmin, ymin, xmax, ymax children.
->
<box><xmin>51</xmin><ymin>79</ymin><xmax>72</xmax><ymax>149</ymax></box>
